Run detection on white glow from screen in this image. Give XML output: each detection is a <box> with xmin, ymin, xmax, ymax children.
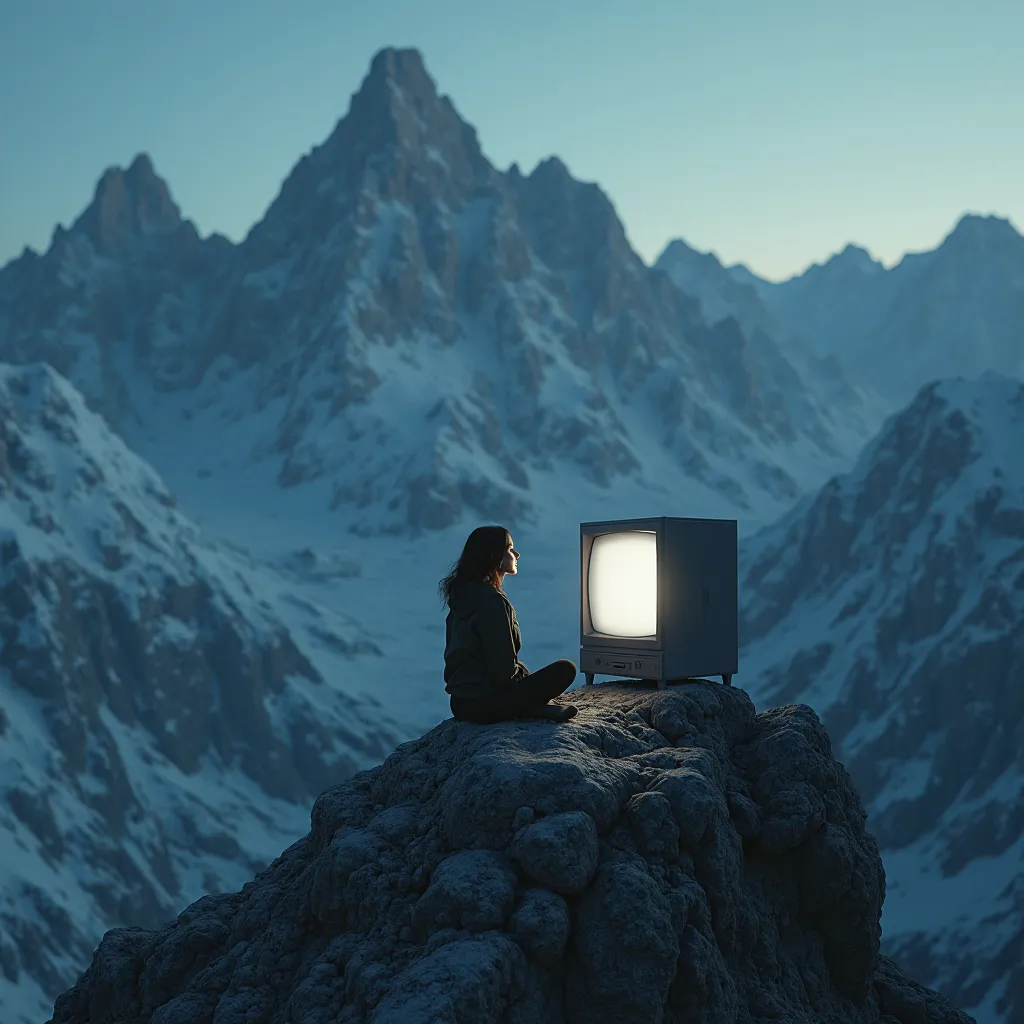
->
<box><xmin>589</xmin><ymin>531</ymin><xmax>657</xmax><ymax>637</ymax></box>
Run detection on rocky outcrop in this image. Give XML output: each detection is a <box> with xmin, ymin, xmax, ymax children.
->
<box><xmin>48</xmin><ymin>682</ymin><xmax>974</xmax><ymax>1024</ymax></box>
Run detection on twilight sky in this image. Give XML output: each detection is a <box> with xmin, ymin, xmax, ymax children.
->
<box><xmin>1</xmin><ymin>0</ymin><xmax>1021</xmax><ymax>281</ymax></box>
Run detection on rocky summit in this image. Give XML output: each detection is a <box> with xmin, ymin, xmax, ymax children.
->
<box><xmin>47</xmin><ymin>682</ymin><xmax>973</xmax><ymax>1024</ymax></box>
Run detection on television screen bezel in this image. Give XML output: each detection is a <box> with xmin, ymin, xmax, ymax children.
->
<box><xmin>580</xmin><ymin>517</ymin><xmax>664</xmax><ymax>651</ymax></box>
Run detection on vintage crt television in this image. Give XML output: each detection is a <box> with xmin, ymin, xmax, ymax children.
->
<box><xmin>580</xmin><ymin>517</ymin><xmax>737</xmax><ymax>688</ymax></box>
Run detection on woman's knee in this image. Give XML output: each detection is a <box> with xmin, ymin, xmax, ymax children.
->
<box><xmin>558</xmin><ymin>659</ymin><xmax>577</xmax><ymax>679</ymax></box>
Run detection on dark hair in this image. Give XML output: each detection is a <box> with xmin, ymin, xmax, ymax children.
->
<box><xmin>438</xmin><ymin>525</ymin><xmax>511</xmax><ymax>607</ymax></box>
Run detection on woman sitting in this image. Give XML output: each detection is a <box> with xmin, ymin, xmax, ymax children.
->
<box><xmin>439</xmin><ymin>525</ymin><xmax>578</xmax><ymax>723</ymax></box>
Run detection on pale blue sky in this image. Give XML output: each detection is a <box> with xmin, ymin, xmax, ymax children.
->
<box><xmin>1</xmin><ymin>0</ymin><xmax>1021</xmax><ymax>280</ymax></box>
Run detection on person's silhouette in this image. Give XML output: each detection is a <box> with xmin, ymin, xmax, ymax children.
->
<box><xmin>439</xmin><ymin>525</ymin><xmax>578</xmax><ymax>723</ymax></box>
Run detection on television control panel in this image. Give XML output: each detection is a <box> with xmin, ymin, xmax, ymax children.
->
<box><xmin>580</xmin><ymin>648</ymin><xmax>662</xmax><ymax>680</ymax></box>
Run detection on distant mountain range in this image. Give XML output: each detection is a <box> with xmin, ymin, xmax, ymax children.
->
<box><xmin>0</xmin><ymin>44</ymin><xmax>1021</xmax><ymax>1024</ymax></box>
<box><xmin>658</xmin><ymin>215</ymin><xmax>1024</xmax><ymax>408</ymax></box>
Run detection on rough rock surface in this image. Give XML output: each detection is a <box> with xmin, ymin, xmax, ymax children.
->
<box><xmin>47</xmin><ymin>682</ymin><xmax>975</xmax><ymax>1024</ymax></box>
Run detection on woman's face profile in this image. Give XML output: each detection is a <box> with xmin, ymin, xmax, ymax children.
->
<box><xmin>499</xmin><ymin>536</ymin><xmax>519</xmax><ymax>577</ymax></box>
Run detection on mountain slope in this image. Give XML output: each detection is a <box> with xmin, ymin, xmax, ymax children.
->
<box><xmin>738</xmin><ymin>372</ymin><xmax>1024</xmax><ymax>1024</ymax></box>
<box><xmin>0</xmin><ymin>363</ymin><xmax>401</xmax><ymax>1024</ymax></box>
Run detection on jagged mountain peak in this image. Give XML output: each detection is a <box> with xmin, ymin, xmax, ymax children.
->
<box><xmin>68</xmin><ymin>152</ymin><xmax>183</xmax><ymax>255</ymax></box>
<box><xmin>655</xmin><ymin>238</ymin><xmax>758</xmax><ymax>320</ymax></box>
<box><xmin>657</xmin><ymin>237</ymin><xmax>724</xmax><ymax>270</ymax></box>
<box><xmin>0</xmin><ymin>359</ymin><xmax>127</xmax><ymax>451</ymax></box>
<box><xmin>929</xmin><ymin>369</ymin><xmax>1024</xmax><ymax>422</ymax></box>
<box><xmin>839</xmin><ymin>372</ymin><xmax>1024</xmax><ymax>535</ymax></box>
<box><xmin>742</xmin><ymin>369</ymin><xmax>1024</xmax><ymax>742</ymax></box>
<box><xmin>804</xmin><ymin>242</ymin><xmax>883</xmax><ymax>281</ymax></box>
<box><xmin>336</xmin><ymin>46</ymin><xmax>489</xmax><ymax>186</ymax></box>
<box><xmin>740</xmin><ymin>373</ymin><xmax>1024</xmax><ymax>693</ymax></box>
<box><xmin>745</xmin><ymin>372</ymin><xmax>1024</xmax><ymax>608</ymax></box>
<box><xmin>343</xmin><ymin>45</ymin><xmax>461</xmax><ymax>147</ymax></box>
<box><xmin>946</xmin><ymin>210</ymin><xmax>1020</xmax><ymax>237</ymax></box>
<box><xmin>527</xmin><ymin>154</ymin><xmax>571</xmax><ymax>183</ymax></box>
<box><xmin>939</xmin><ymin>211</ymin><xmax>1023</xmax><ymax>255</ymax></box>
<box><xmin>832</xmin><ymin>242</ymin><xmax>883</xmax><ymax>272</ymax></box>
<box><xmin>243</xmin><ymin>48</ymin><xmax>494</xmax><ymax>258</ymax></box>
<box><xmin>524</xmin><ymin>155</ymin><xmax>608</xmax><ymax>205</ymax></box>
<box><xmin>659</xmin><ymin>237</ymin><xmax>696</xmax><ymax>256</ymax></box>
<box><xmin>360</xmin><ymin>46</ymin><xmax>437</xmax><ymax>104</ymax></box>
<box><xmin>864</xmin><ymin>368</ymin><xmax>1022</xmax><ymax>454</ymax></box>
<box><xmin>512</xmin><ymin>154</ymin><xmax>640</xmax><ymax>281</ymax></box>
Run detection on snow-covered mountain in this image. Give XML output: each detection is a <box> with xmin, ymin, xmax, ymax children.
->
<box><xmin>738</xmin><ymin>372</ymin><xmax>1024</xmax><ymax>1024</ymax></box>
<box><xmin>729</xmin><ymin>216</ymin><xmax>1024</xmax><ymax>406</ymax></box>
<box><xmin>0</xmin><ymin>363</ymin><xmax>405</xmax><ymax>1024</ymax></box>
<box><xmin>0</xmin><ymin>49</ymin><xmax>873</xmax><ymax>544</ymax></box>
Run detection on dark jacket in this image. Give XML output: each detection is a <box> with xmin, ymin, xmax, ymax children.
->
<box><xmin>444</xmin><ymin>580</ymin><xmax>529</xmax><ymax>699</ymax></box>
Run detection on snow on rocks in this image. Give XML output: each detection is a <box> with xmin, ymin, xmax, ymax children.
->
<box><xmin>48</xmin><ymin>682</ymin><xmax>975</xmax><ymax>1024</ymax></box>
<box><xmin>0</xmin><ymin>361</ymin><xmax>402</xmax><ymax>1024</ymax></box>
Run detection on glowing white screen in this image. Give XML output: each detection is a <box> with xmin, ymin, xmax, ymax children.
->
<box><xmin>588</xmin><ymin>531</ymin><xmax>657</xmax><ymax>637</ymax></box>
